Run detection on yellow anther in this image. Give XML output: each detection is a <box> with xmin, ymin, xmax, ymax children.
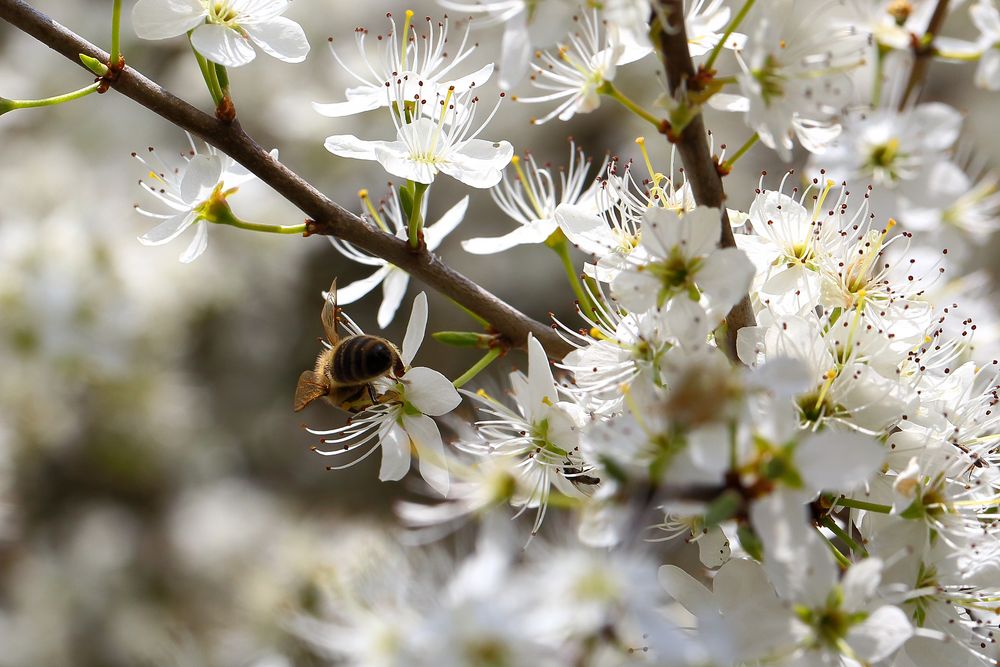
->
<box><xmin>358</xmin><ymin>188</ymin><xmax>369</xmax><ymax>199</ymax></box>
<box><xmin>589</xmin><ymin>327</ymin><xmax>606</xmax><ymax>340</ymax></box>
<box><xmin>511</xmin><ymin>155</ymin><xmax>521</xmax><ymax>166</ymax></box>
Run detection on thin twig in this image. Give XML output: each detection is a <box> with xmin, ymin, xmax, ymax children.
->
<box><xmin>900</xmin><ymin>0</ymin><xmax>950</xmax><ymax>109</ymax></box>
<box><xmin>0</xmin><ymin>0</ymin><xmax>571</xmax><ymax>358</ymax></box>
<box><xmin>651</xmin><ymin>0</ymin><xmax>756</xmax><ymax>362</ymax></box>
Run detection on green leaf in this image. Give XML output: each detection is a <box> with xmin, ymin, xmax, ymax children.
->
<box><xmin>704</xmin><ymin>489</ymin><xmax>743</xmax><ymax>527</ymax></box>
<box><xmin>79</xmin><ymin>53</ymin><xmax>108</xmax><ymax>76</ymax></box>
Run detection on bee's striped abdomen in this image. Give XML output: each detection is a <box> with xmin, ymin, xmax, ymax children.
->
<box><xmin>331</xmin><ymin>335</ymin><xmax>395</xmax><ymax>383</ymax></box>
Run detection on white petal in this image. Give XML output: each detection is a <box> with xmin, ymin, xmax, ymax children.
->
<box><xmin>179</xmin><ymin>220</ymin><xmax>209</xmax><ymax>263</ymax></box>
<box><xmin>841</xmin><ymin>558</ymin><xmax>884</xmax><ymax>611</ymax></box>
<box><xmin>696</xmin><ymin>526</ymin><xmax>731</xmax><ymax>568</ymax></box>
<box><xmin>324</xmin><ymin>134</ymin><xmax>384</xmax><ymax>161</ymax></box>
<box><xmin>640</xmin><ymin>206</ymin><xmax>684</xmax><ymax>258</ymax></box>
<box><xmin>499</xmin><ymin>15</ymin><xmax>531</xmax><ymax>89</ymax></box>
<box><xmin>610</xmin><ymin>268</ymin><xmax>660</xmax><ymax>313</ymax></box>
<box><xmin>707</xmin><ymin>93</ymin><xmax>750</xmax><ymax>112</ymax></box>
<box><xmin>138</xmin><ymin>212</ymin><xmax>195</xmax><ymax>246</ymax></box>
<box><xmin>461</xmin><ymin>221</ymin><xmax>555</xmax><ymax>254</ymax></box>
<box><xmin>976</xmin><ymin>48</ymin><xmax>1000</xmax><ymax>90</ymax></box>
<box><xmin>378</xmin><ymin>422</ymin><xmax>411</xmax><ymax>482</ymax></box>
<box><xmin>403</xmin><ymin>367</ymin><xmax>462</xmax><ymax>416</ymax></box>
<box><xmin>335</xmin><ymin>267</ymin><xmax>389</xmax><ymax>305</ymax></box>
<box><xmin>696</xmin><ymin>247</ymin><xmax>754</xmax><ymax>315</ymax></box>
<box><xmin>846</xmin><ymin>606</ymin><xmax>912</xmax><ymax>662</ymax></box>
<box><xmin>527</xmin><ymin>335</ymin><xmax>557</xmax><ymax>410</ymax></box>
<box><xmin>440</xmin><ymin>140</ymin><xmax>514</xmax><ymax>189</ymax></box>
<box><xmin>180</xmin><ymin>154</ymin><xmax>222</xmax><ymax>204</ymax></box>
<box><xmin>190</xmin><ymin>23</ymin><xmax>257</xmax><ymax>67</ymax></box>
<box><xmin>424</xmin><ymin>196</ymin><xmax>469</xmax><ymax>250</ymax></box>
<box><xmin>243</xmin><ymin>16</ymin><xmax>309</xmax><ymax>63</ymax></box>
<box><xmin>657</xmin><ymin>564</ymin><xmax>715</xmax><ymax>616</ymax></box>
<box><xmin>665</xmin><ymin>296</ymin><xmax>710</xmax><ymax>344</ymax></box>
<box><xmin>909</xmin><ymin>102</ymin><xmax>962</xmax><ymax>152</ymax></box>
<box><xmin>401</xmin><ymin>292</ymin><xmax>428</xmax><ymax>365</ymax></box>
<box><xmin>402</xmin><ymin>413</ymin><xmax>450</xmax><ymax>496</ymax></box>
<box><xmin>678</xmin><ymin>206</ymin><xmax>722</xmax><ymax>258</ymax></box>
<box><xmin>444</xmin><ymin>63</ymin><xmax>495</xmax><ymax>90</ymax></box>
<box><xmin>377</xmin><ymin>270</ymin><xmax>409</xmax><ymax>329</ymax></box>
<box><xmin>132</xmin><ymin>0</ymin><xmax>205</xmax><ymax>40</ymax></box>
<box><xmin>795</xmin><ymin>431</ymin><xmax>885</xmax><ymax>493</ymax></box>
<box><xmin>312</xmin><ymin>87</ymin><xmax>385</xmax><ymax>117</ymax></box>
<box><xmin>972</xmin><ymin>0</ymin><xmax>1000</xmax><ymax>38</ymax></box>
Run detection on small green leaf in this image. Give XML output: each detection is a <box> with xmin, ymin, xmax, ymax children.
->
<box><xmin>79</xmin><ymin>53</ymin><xmax>108</xmax><ymax>76</ymax></box>
<box><xmin>738</xmin><ymin>523</ymin><xmax>764</xmax><ymax>561</ymax></box>
<box><xmin>704</xmin><ymin>489</ymin><xmax>743</xmax><ymax>527</ymax></box>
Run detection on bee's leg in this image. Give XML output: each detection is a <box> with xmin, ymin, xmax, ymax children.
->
<box><xmin>366</xmin><ymin>383</ymin><xmax>378</xmax><ymax>405</ymax></box>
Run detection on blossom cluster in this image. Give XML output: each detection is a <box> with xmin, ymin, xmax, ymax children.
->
<box><xmin>21</xmin><ymin>0</ymin><xmax>1000</xmax><ymax>664</ymax></box>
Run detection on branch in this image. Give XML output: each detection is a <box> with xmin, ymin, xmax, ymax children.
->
<box><xmin>651</xmin><ymin>0</ymin><xmax>756</xmax><ymax>361</ymax></box>
<box><xmin>900</xmin><ymin>0</ymin><xmax>950</xmax><ymax>109</ymax></box>
<box><xmin>0</xmin><ymin>0</ymin><xmax>571</xmax><ymax>358</ymax></box>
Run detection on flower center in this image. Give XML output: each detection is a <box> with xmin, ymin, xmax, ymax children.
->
<box><xmin>753</xmin><ymin>54</ymin><xmax>786</xmax><ymax>105</ymax></box>
<box><xmin>866</xmin><ymin>138</ymin><xmax>903</xmax><ymax>182</ymax></box>
<box><xmin>207</xmin><ymin>1</ymin><xmax>239</xmax><ymax>24</ymax></box>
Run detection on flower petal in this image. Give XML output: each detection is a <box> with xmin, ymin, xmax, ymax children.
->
<box><xmin>403</xmin><ymin>367</ymin><xmax>461</xmax><ymax>416</ymax></box>
<box><xmin>180</xmin><ymin>154</ymin><xmax>222</xmax><ymax>204</ymax></box>
<box><xmin>401</xmin><ymin>292</ymin><xmax>428</xmax><ymax>365</ymax></box>
<box><xmin>378</xmin><ymin>422</ymin><xmax>411</xmax><ymax>482</ymax></box>
<box><xmin>461</xmin><ymin>221</ymin><xmax>555</xmax><ymax>254</ymax></box>
<box><xmin>324</xmin><ymin>134</ymin><xmax>385</xmax><ymax>161</ymax></box>
<box><xmin>335</xmin><ymin>266</ymin><xmax>389</xmax><ymax>305</ymax></box>
<box><xmin>243</xmin><ymin>16</ymin><xmax>310</xmax><ymax>63</ymax></box>
<box><xmin>424</xmin><ymin>196</ymin><xmax>469</xmax><ymax>251</ymax></box>
<box><xmin>696</xmin><ymin>247</ymin><xmax>755</xmax><ymax>315</ymax></box>
<box><xmin>138</xmin><ymin>212</ymin><xmax>196</xmax><ymax>246</ymax></box>
<box><xmin>440</xmin><ymin>139</ymin><xmax>514</xmax><ymax>189</ymax></box>
<box><xmin>377</xmin><ymin>269</ymin><xmax>409</xmax><ymax>329</ymax></box>
<box><xmin>190</xmin><ymin>23</ymin><xmax>257</xmax><ymax>67</ymax></box>
<box><xmin>795</xmin><ymin>431</ymin><xmax>885</xmax><ymax>494</ymax></box>
<box><xmin>846</xmin><ymin>605</ymin><xmax>912</xmax><ymax>662</ymax></box>
<box><xmin>312</xmin><ymin>86</ymin><xmax>386</xmax><ymax>117</ymax></box>
<box><xmin>179</xmin><ymin>220</ymin><xmax>209</xmax><ymax>263</ymax></box>
<box><xmin>132</xmin><ymin>0</ymin><xmax>205</xmax><ymax>40</ymax></box>
<box><xmin>402</xmin><ymin>413</ymin><xmax>450</xmax><ymax>496</ymax></box>
<box><xmin>527</xmin><ymin>335</ymin><xmax>557</xmax><ymax>410</ymax></box>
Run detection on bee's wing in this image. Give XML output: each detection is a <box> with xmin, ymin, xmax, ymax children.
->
<box><xmin>321</xmin><ymin>278</ymin><xmax>340</xmax><ymax>345</ymax></box>
<box><xmin>294</xmin><ymin>370</ymin><xmax>328</xmax><ymax>412</ymax></box>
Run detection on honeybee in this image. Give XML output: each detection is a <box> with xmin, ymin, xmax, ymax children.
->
<box><xmin>293</xmin><ymin>279</ymin><xmax>405</xmax><ymax>413</ymax></box>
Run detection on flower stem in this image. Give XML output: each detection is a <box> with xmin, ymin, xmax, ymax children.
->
<box><xmin>189</xmin><ymin>35</ymin><xmax>223</xmax><ymax>105</ymax></box>
<box><xmin>453</xmin><ymin>347</ymin><xmax>502</xmax><ymax>388</ymax></box>
<box><xmin>215</xmin><ymin>63</ymin><xmax>230</xmax><ymax>98</ymax></box>
<box><xmin>408</xmin><ymin>181</ymin><xmax>429</xmax><ymax>248</ymax></box>
<box><xmin>448</xmin><ymin>297</ymin><xmax>491</xmax><ymax>328</ymax></box>
<box><xmin>820</xmin><ymin>515</ymin><xmax>868</xmax><ymax>557</ymax></box>
<box><xmin>722</xmin><ymin>132</ymin><xmax>758</xmax><ymax>170</ymax></box>
<box><xmin>0</xmin><ymin>82</ymin><xmax>101</xmax><ymax>114</ymax></box>
<box><xmin>202</xmin><ymin>195</ymin><xmax>306</xmax><ymax>234</ymax></box>
<box><xmin>833</xmin><ymin>496</ymin><xmax>893</xmax><ymax>514</ymax></box>
<box><xmin>598</xmin><ymin>80</ymin><xmax>662</xmax><ymax>128</ymax></box>
<box><xmin>934</xmin><ymin>48</ymin><xmax>982</xmax><ymax>62</ymax></box>
<box><xmin>819</xmin><ymin>528</ymin><xmax>853</xmax><ymax>569</ymax></box>
<box><xmin>547</xmin><ymin>231</ymin><xmax>597</xmax><ymax>319</ymax></box>
<box><xmin>109</xmin><ymin>0</ymin><xmax>122</xmax><ymax>66</ymax></box>
<box><xmin>704</xmin><ymin>0</ymin><xmax>756</xmax><ymax>71</ymax></box>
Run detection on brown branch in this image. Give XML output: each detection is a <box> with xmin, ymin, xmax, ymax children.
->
<box><xmin>651</xmin><ymin>0</ymin><xmax>755</xmax><ymax>361</ymax></box>
<box><xmin>900</xmin><ymin>0</ymin><xmax>950</xmax><ymax>109</ymax></box>
<box><xmin>0</xmin><ymin>0</ymin><xmax>571</xmax><ymax>358</ymax></box>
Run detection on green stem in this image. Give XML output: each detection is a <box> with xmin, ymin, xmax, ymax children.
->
<box><xmin>110</xmin><ymin>0</ymin><xmax>122</xmax><ymax>66</ymax></box>
<box><xmin>448</xmin><ymin>297</ymin><xmax>491</xmax><ymax>328</ymax></box>
<box><xmin>819</xmin><ymin>529</ymin><xmax>852</xmax><ymax>569</ymax></box>
<box><xmin>0</xmin><ymin>82</ymin><xmax>101</xmax><ymax>115</ymax></box>
<box><xmin>833</xmin><ymin>496</ymin><xmax>893</xmax><ymax>514</ymax></box>
<box><xmin>704</xmin><ymin>0</ymin><xmax>756</xmax><ymax>71</ymax></box>
<box><xmin>190</xmin><ymin>35</ymin><xmax>223</xmax><ymax>105</ymax></box>
<box><xmin>453</xmin><ymin>348</ymin><xmax>502</xmax><ymax>388</ymax></box>
<box><xmin>598</xmin><ymin>80</ymin><xmax>661</xmax><ymax>128</ymax></box>
<box><xmin>820</xmin><ymin>516</ymin><xmax>868</xmax><ymax>557</ymax></box>
<box><xmin>722</xmin><ymin>133</ymin><xmax>758</xmax><ymax>170</ymax></box>
<box><xmin>934</xmin><ymin>48</ymin><xmax>983</xmax><ymax>62</ymax></box>
<box><xmin>202</xmin><ymin>196</ymin><xmax>305</xmax><ymax>234</ymax></box>
<box><xmin>548</xmin><ymin>233</ymin><xmax>597</xmax><ymax>319</ymax></box>
<box><xmin>408</xmin><ymin>181</ymin><xmax>429</xmax><ymax>248</ymax></box>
